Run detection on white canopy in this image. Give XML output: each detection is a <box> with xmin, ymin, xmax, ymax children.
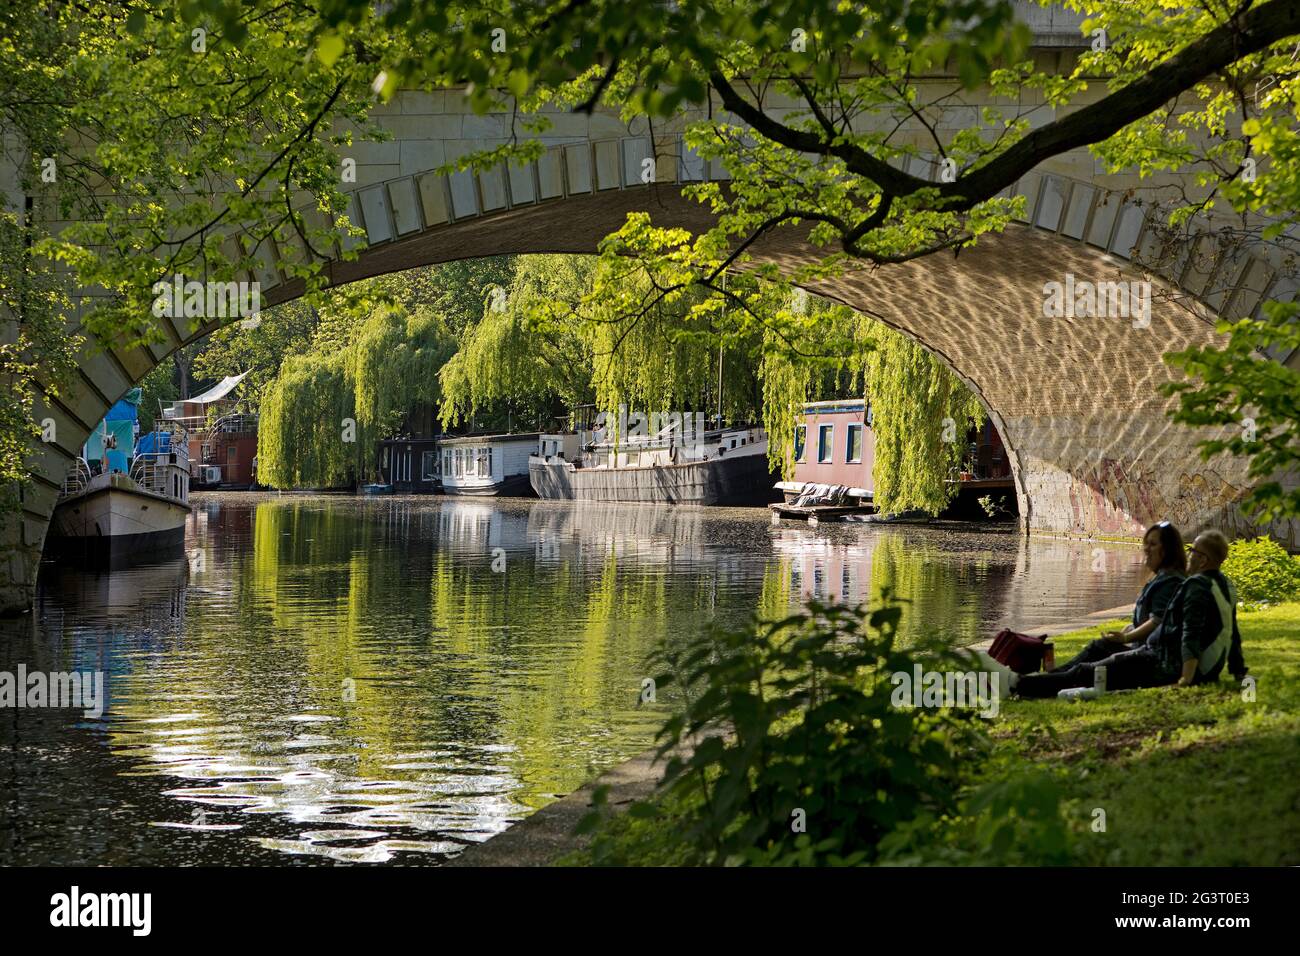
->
<box><xmin>186</xmin><ymin>370</ymin><xmax>250</xmax><ymax>406</ymax></box>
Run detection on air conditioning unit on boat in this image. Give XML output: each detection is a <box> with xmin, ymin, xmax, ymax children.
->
<box><xmin>203</xmin><ymin>466</ymin><xmax>223</xmax><ymax>485</ymax></box>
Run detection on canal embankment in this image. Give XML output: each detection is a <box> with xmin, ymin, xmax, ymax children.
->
<box><xmin>447</xmin><ymin>599</ymin><xmax>1136</xmax><ymax>866</ymax></box>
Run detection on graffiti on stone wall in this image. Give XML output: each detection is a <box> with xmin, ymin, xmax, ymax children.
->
<box><xmin>1069</xmin><ymin>459</ymin><xmax>1164</xmax><ymax>536</ymax></box>
<box><xmin>1069</xmin><ymin>459</ymin><xmax>1250</xmax><ymax>537</ymax></box>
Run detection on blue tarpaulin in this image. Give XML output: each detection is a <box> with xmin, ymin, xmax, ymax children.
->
<box><xmin>85</xmin><ymin>388</ymin><xmax>142</xmax><ymax>473</ymax></box>
<box><xmin>135</xmin><ymin>430</ymin><xmax>171</xmax><ymax>455</ymax></box>
<box><xmin>104</xmin><ymin>388</ymin><xmax>142</xmax><ymax>421</ymax></box>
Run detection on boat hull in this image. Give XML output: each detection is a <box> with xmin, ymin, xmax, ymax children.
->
<box><xmin>49</xmin><ymin>481</ymin><xmax>190</xmax><ymax>566</ymax></box>
<box><xmin>529</xmin><ymin>453</ymin><xmax>777</xmax><ymax>506</ymax></box>
<box><xmin>441</xmin><ymin>473</ymin><xmax>535</xmax><ymax>497</ymax></box>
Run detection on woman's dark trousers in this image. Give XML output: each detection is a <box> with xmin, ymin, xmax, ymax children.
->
<box><xmin>1055</xmin><ymin>637</ymin><xmax>1143</xmax><ymax>672</ymax></box>
<box><xmin>1015</xmin><ymin>646</ymin><xmax>1163</xmax><ymax>699</ymax></box>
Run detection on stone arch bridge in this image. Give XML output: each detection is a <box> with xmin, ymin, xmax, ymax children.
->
<box><xmin>3</xmin><ymin>16</ymin><xmax>1298</xmax><ymax>613</ymax></box>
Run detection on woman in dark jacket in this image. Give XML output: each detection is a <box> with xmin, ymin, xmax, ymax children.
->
<box><xmin>1015</xmin><ymin>521</ymin><xmax>1185</xmax><ymax>697</ymax></box>
<box><xmin>1052</xmin><ymin>521</ymin><xmax>1186</xmax><ymax>670</ymax></box>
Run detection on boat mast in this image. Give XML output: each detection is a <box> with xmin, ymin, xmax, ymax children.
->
<box><xmin>717</xmin><ymin>272</ymin><xmax>725</xmax><ymax>429</ymax></box>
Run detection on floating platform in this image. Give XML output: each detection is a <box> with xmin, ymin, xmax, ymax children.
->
<box><xmin>769</xmin><ymin>502</ymin><xmax>875</xmax><ymax>525</ymax></box>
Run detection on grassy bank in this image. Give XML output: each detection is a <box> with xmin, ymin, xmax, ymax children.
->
<box><xmin>561</xmin><ymin>601</ymin><xmax>1300</xmax><ymax>866</ymax></box>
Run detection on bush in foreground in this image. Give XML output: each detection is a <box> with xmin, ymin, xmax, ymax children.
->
<box><xmin>577</xmin><ymin>599</ymin><xmax>1072</xmax><ymax>866</ymax></box>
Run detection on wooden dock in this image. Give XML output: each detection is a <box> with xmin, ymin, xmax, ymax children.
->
<box><xmin>769</xmin><ymin>502</ymin><xmax>874</xmax><ymax>525</ymax></box>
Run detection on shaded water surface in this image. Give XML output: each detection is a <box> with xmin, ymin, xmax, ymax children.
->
<box><xmin>1</xmin><ymin>495</ymin><xmax>1147</xmax><ymax>865</ymax></box>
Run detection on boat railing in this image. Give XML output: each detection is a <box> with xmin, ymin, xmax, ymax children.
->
<box><xmin>142</xmin><ymin>421</ymin><xmax>191</xmax><ymax>469</ymax></box>
<box><xmin>129</xmin><ymin>450</ymin><xmax>182</xmax><ymax>498</ymax></box>
<box><xmin>60</xmin><ymin>457</ymin><xmax>92</xmax><ymax>498</ymax></box>
<box><xmin>213</xmin><ymin>412</ymin><xmax>258</xmax><ymax>434</ymax></box>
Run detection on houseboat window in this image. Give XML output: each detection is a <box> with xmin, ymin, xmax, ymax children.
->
<box><xmin>847</xmin><ymin>424</ymin><xmax>863</xmax><ymax>463</ymax></box>
<box><xmin>817</xmin><ymin>424</ymin><xmax>833</xmax><ymax>463</ymax></box>
<box><xmin>476</xmin><ymin>448</ymin><xmax>491</xmax><ymax>476</ymax></box>
<box><xmin>794</xmin><ymin>425</ymin><xmax>807</xmax><ymax>463</ymax></box>
<box><xmin>421</xmin><ymin>450</ymin><xmax>438</xmax><ymax>481</ymax></box>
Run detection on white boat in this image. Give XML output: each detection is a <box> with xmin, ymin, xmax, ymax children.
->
<box><xmin>438</xmin><ymin>432</ymin><xmax>539</xmax><ymax>496</ymax></box>
<box><xmin>50</xmin><ymin>406</ymin><xmax>192</xmax><ymax>566</ymax></box>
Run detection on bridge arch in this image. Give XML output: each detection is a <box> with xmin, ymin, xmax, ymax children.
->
<box><xmin>7</xmin><ymin>105</ymin><xmax>1299</xmax><ymax>614</ymax></box>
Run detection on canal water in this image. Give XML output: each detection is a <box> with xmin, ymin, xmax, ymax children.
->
<box><xmin>2</xmin><ymin>495</ymin><xmax>1148</xmax><ymax>865</ymax></box>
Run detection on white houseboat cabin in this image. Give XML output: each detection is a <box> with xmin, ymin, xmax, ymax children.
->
<box><xmin>438</xmin><ymin>432</ymin><xmax>539</xmax><ymax>496</ymax></box>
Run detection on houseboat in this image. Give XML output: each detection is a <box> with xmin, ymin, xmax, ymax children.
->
<box><xmin>376</xmin><ymin>437</ymin><xmax>442</xmax><ymax>494</ymax></box>
<box><xmin>772</xmin><ymin>398</ymin><xmax>1017</xmax><ymax>522</ymax></box>
<box><xmin>439</xmin><ymin>432</ymin><xmax>539</xmax><ymax>496</ymax></box>
<box><xmin>49</xmin><ymin>389</ymin><xmax>192</xmax><ymax>566</ymax></box>
<box><xmin>774</xmin><ymin>399</ymin><xmax>876</xmax><ymax>517</ymax></box>
<box><xmin>529</xmin><ymin>412</ymin><xmax>777</xmax><ymax>506</ymax></box>
<box><xmin>160</xmin><ymin>371</ymin><xmax>258</xmax><ymax>490</ymax></box>
<box><xmin>945</xmin><ymin>417</ymin><xmax>1018</xmax><ymax>520</ymax></box>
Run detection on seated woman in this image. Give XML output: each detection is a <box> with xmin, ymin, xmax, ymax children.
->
<box><xmin>1014</xmin><ymin>521</ymin><xmax>1185</xmax><ymax>698</ymax></box>
<box><xmin>1055</xmin><ymin>521</ymin><xmax>1186</xmax><ymax>671</ymax></box>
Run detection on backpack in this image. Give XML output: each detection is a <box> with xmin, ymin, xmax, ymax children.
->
<box><xmin>988</xmin><ymin>629</ymin><xmax>1051</xmax><ymax>674</ymax></box>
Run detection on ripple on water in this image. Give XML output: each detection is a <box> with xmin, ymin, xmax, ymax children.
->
<box><xmin>6</xmin><ymin>495</ymin><xmax>1149</xmax><ymax>864</ymax></box>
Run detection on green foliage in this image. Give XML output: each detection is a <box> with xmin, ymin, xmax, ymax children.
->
<box><xmin>136</xmin><ymin>361</ymin><xmax>179</xmax><ymax>434</ymax></box>
<box><xmin>7</xmin><ymin>1</ymin><xmax>388</xmax><ymax>351</ymax></box>
<box><xmin>257</xmin><ymin>304</ymin><xmax>456</xmax><ymax>487</ymax></box>
<box><xmin>645</xmin><ymin>599</ymin><xmax>987</xmax><ymax>866</ymax></box>
<box><xmin>257</xmin><ymin>350</ymin><xmax>355</xmax><ymax>489</ymax></box>
<box><xmin>0</xmin><ymin>212</ymin><xmax>78</xmax><ymax>511</ymax></box>
<box><xmin>865</xmin><ymin>328</ymin><xmax>986</xmax><ymax>515</ymax></box>
<box><xmin>438</xmin><ymin>255</ymin><xmax>597</xmax><ymax>429</ymax></box>
<box><xmin>876</xmin><ymin>770</ymin><xmax>1074</xmax><ymax>865</ymax></box>
<box><xmin>1223</xmin><ymin>536</ymin><xmax>1300</xmax><ymax>608</ymax></box>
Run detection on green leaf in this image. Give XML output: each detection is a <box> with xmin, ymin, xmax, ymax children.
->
<box><xmin>316</xmin><ymin>33</ymin><xmax>345</xmax><ymax>68</ymax></box>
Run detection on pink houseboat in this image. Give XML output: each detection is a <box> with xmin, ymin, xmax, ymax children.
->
<box><xmin>775</xmin><ymin>399</ymin><xmax>876</xmax><ymax>510</ymax></box>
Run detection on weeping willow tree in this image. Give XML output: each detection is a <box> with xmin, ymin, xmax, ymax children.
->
<box><xmin>440</xmin><ymin>252</ymin><xmax>984</xmax><ymax>513</ymax></box>
<box><xmin>257</xmin><ymin>350</ymin><xmax>355</xmax><ymax>489</ymax></box>
<box><xmin>759</xmin><ymin>292</ymin><xmax>985</xmax><ymax>516</ymax></box>
<box><xmin>439</xmin><ymin>254</ymin><xmax>764</xmax><ymax>435</ymax></box>
<box><xmin>258</xmin><ymin>304</ymin><xmax>456</xmax><ymax>488</ymax></box>
<box><xmin>584</xmin><ymin>260</ymin><xmax>762</xmax><ymax>434</ymax></box>
<box><xmin>862</xmin><ymin>329</ymin><xmax>986</xmax><ymax>515</ymax></box>
<box><xmin>438</xmin><ymin>255</ymin><xmax>597</xmax><ymax>429</ymax></box>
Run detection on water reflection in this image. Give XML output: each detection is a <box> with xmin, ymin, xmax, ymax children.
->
<box><xmin>1</xmin><ymin>496</ymin><xmax>1147</xmax><ymax>865</ymax></box>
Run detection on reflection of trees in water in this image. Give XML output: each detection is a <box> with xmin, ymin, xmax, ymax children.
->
<box><xmin>867</xmin><ymin>533</ymin><xmax>991</xmax><ymax>647</ymax></box>
<box><xmin>768</xmin><ymin>527</ymin><xmax>1019</xmax><ymax>647</ymax></box>
<box><xmin>119</xmin><ymin>497</ymin><xmax>772</xmax><ymax>814</ymax></box>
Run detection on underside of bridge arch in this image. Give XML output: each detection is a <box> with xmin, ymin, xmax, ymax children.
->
<box><xmin>4</xmin><ymin>185</ymin><xmax>1295</xmax><ymax>615</ymax></box>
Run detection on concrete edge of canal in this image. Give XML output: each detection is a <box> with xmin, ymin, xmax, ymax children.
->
<box><xmin>447</xmin><ymin>601</ymin><xmax>1134</xmax><ymax>867</ymax></box>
